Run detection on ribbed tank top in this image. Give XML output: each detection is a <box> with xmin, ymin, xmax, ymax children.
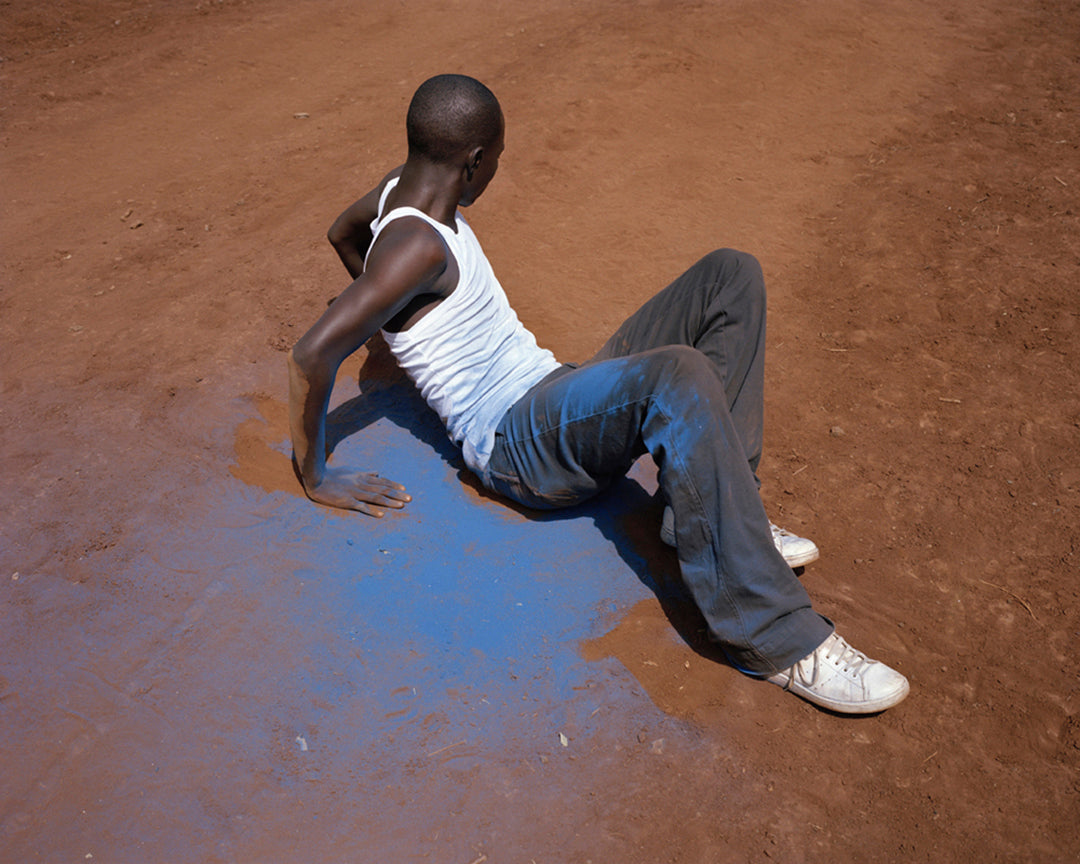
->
<box><xmin>370</xmin><ymin>178</ymin><xmax>560</xmax><ymax>472</ymax></box>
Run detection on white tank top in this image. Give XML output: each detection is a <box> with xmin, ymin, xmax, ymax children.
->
<box><xmin>370</xmin><ymin>178</ymin><xmax>560</xmax><ymax>472</ymax></box>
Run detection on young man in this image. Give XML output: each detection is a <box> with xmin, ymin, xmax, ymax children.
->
<box><xmin>288</xmin><ymin>74</ymin><xmax>909</xmax><ymax>713</ymax></box>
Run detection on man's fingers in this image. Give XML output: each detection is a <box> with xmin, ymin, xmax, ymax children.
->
<box><xmin>376</xmin><ymin>488</ymin><xmax>410</xmax><ymax>507</ymax></box>
<box><xmin>354</xmin><ymin>501</ymin><xmax>385</xmax><ymax>518</ymax></box>
<box><xmin>352</xmin><ymin>484</ymin><xmax>411</xmax><ymax>513</ymax></box>
<box><xmin>357</xmin><ymin>476</ymin><xmax>411</xmax><ymax>502</ymax></box>
<box><xmin>368</xmin><ymin>474</ymin><xmax>408</xmax><ymax>493</ymax></box>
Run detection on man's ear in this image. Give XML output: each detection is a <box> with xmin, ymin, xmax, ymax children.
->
<box><xmin>465</xmin><ymin>146</ymin><xmax>483</xmax><ymax>182</ymax></box>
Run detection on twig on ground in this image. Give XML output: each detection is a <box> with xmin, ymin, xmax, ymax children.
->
<box><xmin>428</xmin><ymin>740</ymin><xmax>466</xmax><ymax>757</ymax></box>
<box><xmin>979</xmin><ymin>579</ymin><xmax>1038</xmax><ymax>622</ymax></box>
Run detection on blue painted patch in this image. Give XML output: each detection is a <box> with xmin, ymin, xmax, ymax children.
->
<box><xmin>190</xmin><ymin>382</ymin><xmax>682</xmax><ymax>768</ymax></box>
<box><xmin>1</xmin><ymin>381</ymin><xmax>707</xmax><ymax>862</ymax></box>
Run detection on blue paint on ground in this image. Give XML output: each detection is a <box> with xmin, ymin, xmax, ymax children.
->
<box><xmin>147</xmin><ymin>386</ymin><xmax>680</xmax><ymax>779</ymax></box>
<box><xmin>2</xmin><ymin>382</ymin><xmax>703</xmax><ymax>862</ymax></box>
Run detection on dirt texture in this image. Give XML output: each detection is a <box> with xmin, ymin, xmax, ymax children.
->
<box><xmin>2</xmin><ymin>0</ymin><xmax>1079</xmax><ymax>861</ymax></box>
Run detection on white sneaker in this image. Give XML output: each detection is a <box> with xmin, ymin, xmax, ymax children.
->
<box><xmin>659</xmin><ymin>508</ymin><xmax>819</xmax><ymax>569</ymax></box>
<box><xmin>767</xmin><ymin>632</ymin><xmax>910</xmax><ymax>713</ymax></box>
<box><xmin>769</xmin><ymin>522</ymin><xmax>819</xmax><ymax>568</ymax></box>
<box><xmin>659</xmin><ymin>506</ymin><xmax>677</xmax><ymax>547</ymax></box>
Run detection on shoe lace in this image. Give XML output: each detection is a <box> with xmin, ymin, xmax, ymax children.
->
<box><xmin>821</xmin><ymin>635</ymin><xmax>872</xmax><ymax>676</ymax></box>
<box><xmin>770</xmin><ymin>523</ymin><xmax>802</xmax><ymax>544</ymax></box>
<box><xmin>793</xmin><ymin>635</ymin><xmax>873</xmax><ymax>687</ymax></box>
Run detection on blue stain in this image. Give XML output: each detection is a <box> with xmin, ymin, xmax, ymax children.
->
<box><xmin>194</xmin><ymin>381</ymin><xmax>682</xmax><ymax>770</ymax></box>
<box><xmin>2</xmin><ymin>382</ymin><xmax>702</xmax><ymax>864</ymax></box>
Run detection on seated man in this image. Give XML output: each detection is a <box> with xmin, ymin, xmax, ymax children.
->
<box><xmin>288</xmin><ymin>74</ymin><xmax>909</xmax><ymax>714</ymax></box>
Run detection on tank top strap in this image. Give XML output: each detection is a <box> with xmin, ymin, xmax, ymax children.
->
<box><xmin>367</xmin><ymin>176</ymin><xmax>462</xmax><ymax>260</ymax></box>
<box><xmin>372</xmin><ymin>206</ymin><xmax>459</xmax><ymax>250</ymax></box>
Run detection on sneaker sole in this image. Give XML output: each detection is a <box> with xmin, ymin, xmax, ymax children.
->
<box><xmin>782</xmin><ymin>547</ymin><xmax>820</xmax><ymax>568</ymax></box>
<box><xmin>774</xmin><ymin>675</ymin><xmax>911</xmax><ymax>714</ymax></box>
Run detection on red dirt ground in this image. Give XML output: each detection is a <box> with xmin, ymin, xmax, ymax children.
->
<box><xmin>2</xmin><ymin>0</ymin><xmax>1078</xmax><ymax>861</ymax></box>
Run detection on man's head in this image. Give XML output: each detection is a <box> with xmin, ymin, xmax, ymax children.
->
<box><xmin>406</xmin><ymin>74</ymin><xmax>504</xmax><ymax>206</ymax></box>
<box><xmin>407</xmin><ymin>74</ymin><xmax>503</xmax><ymax>161</ymax></box>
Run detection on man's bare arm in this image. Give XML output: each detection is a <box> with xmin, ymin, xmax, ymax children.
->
<box><xmin>288</xmin><ymin>218</ymin><xmax>449</xmax><ymax>515</ymax></box>
<box><xmin>327</xmin><ymin>166</ymin><xmax>404</xmax><ymax>278</ymax></box>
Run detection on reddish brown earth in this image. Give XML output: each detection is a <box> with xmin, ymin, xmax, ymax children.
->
<box><xmin>2</xmin><ymin>0</ymin><xmax>1078</xmax><ymax>861</ymax></box>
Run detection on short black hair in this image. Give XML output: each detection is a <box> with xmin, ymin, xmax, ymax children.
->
<box><xmin>406</xmin><ymin>74</ymin><xmax>502</xmax><ymax>163</ymax></box>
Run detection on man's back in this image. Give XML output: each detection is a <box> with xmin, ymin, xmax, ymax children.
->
<box><xmin>371</xmin><ymin>177</ymin><xmax>559</xmax><ymax>471</ymax></box>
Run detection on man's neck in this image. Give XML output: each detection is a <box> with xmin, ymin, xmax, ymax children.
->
<box><xmin>391</xmin><ymin>159</ymin><xmax>462</xmax><ymax>228</ymax></box>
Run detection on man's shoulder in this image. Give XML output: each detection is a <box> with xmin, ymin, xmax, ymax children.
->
<box><xmin>374</xmin><ymin>210</ymin><xmax>449</xmax><ymax>250</ymax></box>
<box><xmin>366</xmin><ymin>214</ymin><xmax>452</xmax><ymax>283</ymax></box>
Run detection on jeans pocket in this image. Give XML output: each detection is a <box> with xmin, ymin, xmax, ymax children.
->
<box><xmin>484</xmin><ymin>465</ymin><xmax>534</xmax><ymax>508</ymax></box>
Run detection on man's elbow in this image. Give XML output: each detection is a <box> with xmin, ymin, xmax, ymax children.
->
<box><xmin>291</xmin><ymin>324</ymin><xmax>354</xmax><ymax>380</ymax></box>
<box><xmin>327</xmin><ymin>217</ymin><xmax>351</xmax><ymax>250</ymax></box>
<box><xmin>288</xmin><ymin>338</ymin><xmax>323</xmax><ymax>378</ymax></box>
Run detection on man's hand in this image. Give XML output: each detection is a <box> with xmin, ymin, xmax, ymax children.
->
<box><xmin>301</xmin><ymin>465</ymin><xmax>411</xmax><ymax>517</ymax></box>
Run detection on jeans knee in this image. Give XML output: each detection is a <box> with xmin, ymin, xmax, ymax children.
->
<box><xmin>705</xmin><ymin>247</ymin><xmax>759</xmax><ymax>271</ymax></box>
<box><xmin>653</xmin><ymin>345</ymin><xmax>718</xmax><ymax>391</ymax></box>
<box><xmin>703</xmin><ymin>248</ymin><xmax>765</xmax><ymax>311</ymax></box>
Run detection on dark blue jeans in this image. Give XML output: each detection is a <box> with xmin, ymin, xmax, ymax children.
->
<box><xmin>483</xmin><ymin>250</ymin><xmax>832</xmax><ymax>674</ymax></box>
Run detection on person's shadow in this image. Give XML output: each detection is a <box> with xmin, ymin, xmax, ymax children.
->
<box><xmin>325</xmin><ymin>336</ymin><xmax>732</xmax><ymax>668</ymax></box>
